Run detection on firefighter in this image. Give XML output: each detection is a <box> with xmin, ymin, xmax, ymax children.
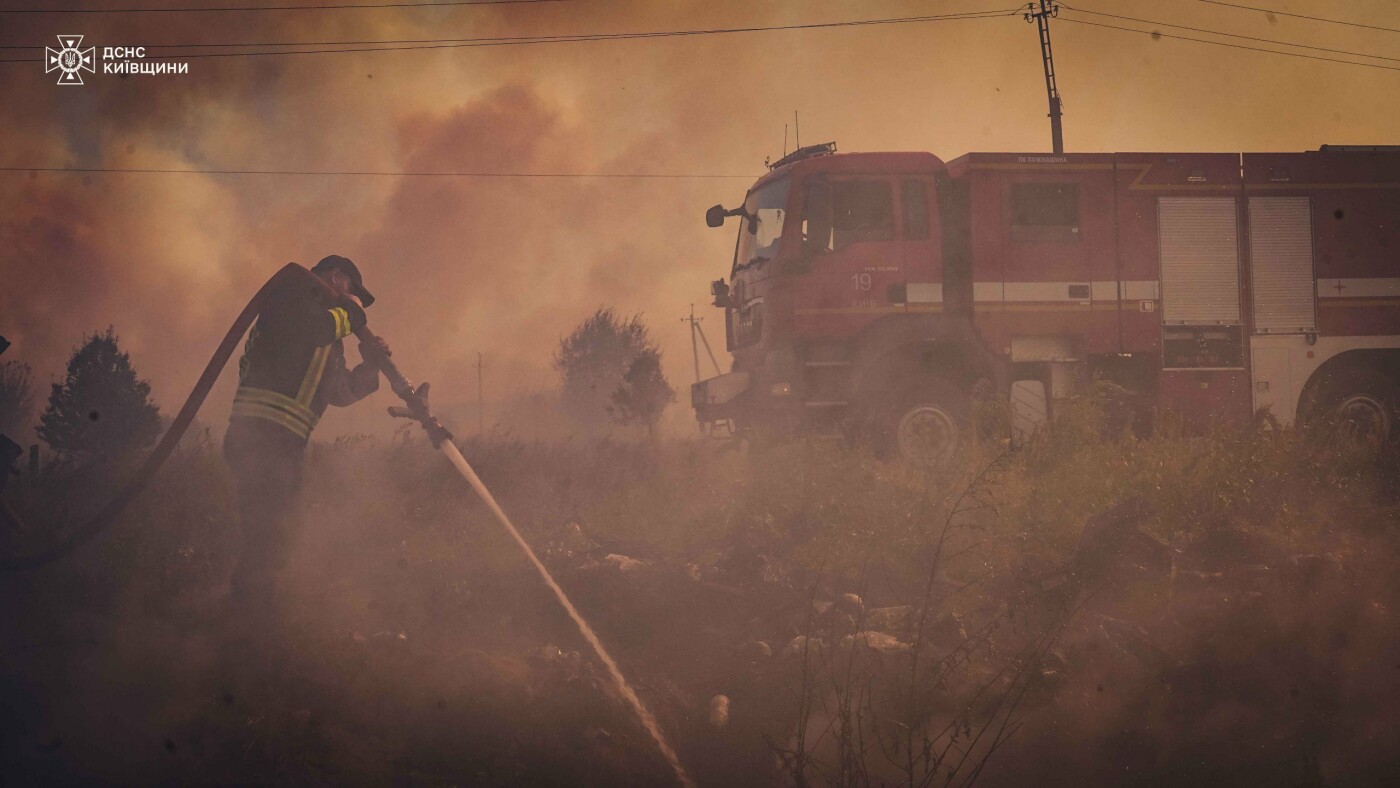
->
<box><xmin>222</xmin><ymin>255</ymin><xmax>388</xmax><ymax>618</ymax></box>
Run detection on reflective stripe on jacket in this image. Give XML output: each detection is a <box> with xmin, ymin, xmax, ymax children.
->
<box><xmin>230</xmin><ymin>277</ymin><xmax>376</xmax><ymax>441</ymax></box>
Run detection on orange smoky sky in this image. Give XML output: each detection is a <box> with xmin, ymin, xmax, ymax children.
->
<box><xmin>1</xmin><ymin>0</ymin><xmax>1397</xmax><ymax>440</ymax></box>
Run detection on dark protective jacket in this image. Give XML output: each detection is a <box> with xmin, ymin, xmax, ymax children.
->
<box><xmin>229</xmin><ymin>276</ymin><xmax>379</xmax><ymax>443</ymax></box>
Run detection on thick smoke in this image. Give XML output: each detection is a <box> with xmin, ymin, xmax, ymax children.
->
<box><xmin>2</xmin><ymin>0</ymin><xmax>1397</xmax><ymax>437</ymax></box>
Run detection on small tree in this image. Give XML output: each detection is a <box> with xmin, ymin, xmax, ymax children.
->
<box><xmin>555</xmin><ymin>308</ymin><xmax>671</xmax><ymax>429</ymax></box>
<box><xmin>39</xmin><ymin>327</ymin><xmax>162</xmax><ymax>461</ymax></box>
<box><xmin>609</xmin><ymin>348</ymin><xmax>675</xmax><ymax>435</ymax></box>
<box><xmin>0</xmin><ymin>360</ymin><xmax>35</xmax><ymax>438</ymax></box>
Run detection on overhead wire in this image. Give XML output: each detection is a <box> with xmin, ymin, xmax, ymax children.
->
<box><xmin>1060</xmin><ymin>3</ymin><xmax>1400</xmax><ymax>64</ymax></box>
<box><xmin>0</xmin><ymin>7</ymin><xmax>1022</xmax><ymax>63</ymax></box>
<box><xmin>5</xmin><ymin>29</ymin><xmax>612</xmax><ymax>50</ymax></box>
<box><xmin>1</xmin><ymin>0</ymin><xmax>565</xmax><ymax>14</ymax></box>
<box><xmin>0</xmin><ymin>166</ymin><xmax>759</xmax><ymax>178</ymax></box>
<box><xmin>1055</xmin><ymin>15</ymin><xmax>1400</xmax><ymax>73</ymax></box>
<box><xmin>1198</xmin><ymin>0</ymin><xmax>1400</xmax><ymax>36</ymax></box>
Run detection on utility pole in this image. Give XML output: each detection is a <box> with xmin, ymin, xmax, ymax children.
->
<box><xmin>681</xmin><ymin>306</ymin><xmax>724</xmax><ymax>382</ymax></box>
<box><xmin>476</xmin><ymin>351</ymin><xmax>485</xmax><ymax>436</ymax></box>
<box><xmin>682</xmin><ymin>306</ymin><xmax>728</xmax><ymax>436</ymax></box>
<box><xmin>1026</xmin><ymin>0</ymin><xmax>1064</xmax><ymax>154</ymax></box>
<box><xmin>683</xmin><ymin>305</ymin><xmax>701</xmax><ymax>385</ymax></box>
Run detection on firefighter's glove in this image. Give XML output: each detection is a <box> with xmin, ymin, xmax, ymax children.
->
<box><xmin>349</xmin><ymin>360</ymin><xmax>381</xmax><ymax>397</ymax></box>
<box><xmin>360</xmin><ymin>334</ymin><xmax>392</xmax><ymax>359</ymax></box>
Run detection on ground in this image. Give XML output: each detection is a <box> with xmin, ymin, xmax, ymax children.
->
<box><xmin>2</xmin><ymin>405</ymin><xmax>1400</xmax><ymax>786</ymax></box>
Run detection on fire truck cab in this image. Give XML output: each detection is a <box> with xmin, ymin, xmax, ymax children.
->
<box><xmin>696</xmin><ymin>143</ymin><xmax>1400</xmax><ymax>463</ymax></box>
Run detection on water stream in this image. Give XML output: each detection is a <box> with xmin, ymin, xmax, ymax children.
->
<box><xmin>440</xmin><ymin>442</ymin><xmax>696</xmax><ymax>788</ymax></box>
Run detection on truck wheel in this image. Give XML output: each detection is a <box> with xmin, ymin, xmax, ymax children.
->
<box><xmin>871</xmin><ymin>378</ymin><xmax>969</xmax><ymax>467</ymax></box>
<box><xmin>1318</xmin><ymin>367</ymin><xmax>1397</xmax><ymax>452</ymax></box>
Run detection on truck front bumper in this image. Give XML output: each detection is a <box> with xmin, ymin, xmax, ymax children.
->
<box><xmin>691</xmin><ymin>371</ymin><xmax>751</xmax><ymax>423</ymax></box>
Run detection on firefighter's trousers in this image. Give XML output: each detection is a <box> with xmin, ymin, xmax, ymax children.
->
<box><xmin>223</xmin><ymin>419</ymin><xmax>306</xmax><ymax>618</ymax></box>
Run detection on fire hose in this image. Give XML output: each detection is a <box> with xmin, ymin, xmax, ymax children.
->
<box><xmin>0</xmin><ymin>263</ymin><xmax>694</xmax><ymax>787</ymax></box>
<box><xmin>0</xmin><ymin>263</ymin><xmax>310</xmax><ymax>572</ymax></box>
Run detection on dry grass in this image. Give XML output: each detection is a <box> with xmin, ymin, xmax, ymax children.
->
<box><xmin>2</xmin><ymin>398</ymin><xmax>1399</xmax><ymax>785</ymax></box>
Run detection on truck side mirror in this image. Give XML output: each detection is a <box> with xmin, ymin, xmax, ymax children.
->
<box><xmin>706</xmin><ymin>204</ymin><xmax>728</xmax><ymax>228</ymax></box>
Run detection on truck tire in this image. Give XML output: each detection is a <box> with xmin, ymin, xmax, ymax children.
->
<box><xmin>1317</xmin><ymin>366</ymin><xmax>1398</xmax><ymax>452</ymax></box>
<box><xmin>869</xmin><ymin>377</ymin><xmax>969</xmax><ymax>467</ymax></box>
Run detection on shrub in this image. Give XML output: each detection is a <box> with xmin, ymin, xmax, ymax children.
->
<box><xmin>38</xmin><ymin>327</ymin><xmax>162</xmax><ymax>463</ymax></box>
<box><xmin>554</xmin><ymin>308</ymin><xmax>671</xmax><ymax>431</ymax></box>
<box><xmin>609</xmin><ymin>347</ymin><xmax>675</xmax><ymax>435</ymax></box>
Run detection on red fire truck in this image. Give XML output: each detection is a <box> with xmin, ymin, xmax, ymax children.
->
<box><xmin>693</xmin><ymin>143</ymin><xmax>1400</xmax><ymax>463</ymax></box>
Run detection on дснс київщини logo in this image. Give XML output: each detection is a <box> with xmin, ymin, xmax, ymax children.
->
<box><xmin>46</xmin><ymin>35</ymin><xmax>95</xmax><ymax>85</ymax></box>
<box><xmin>41</xmin><ymin>37</ymin><xmax>188</xmax><ymax>82</ymax></box>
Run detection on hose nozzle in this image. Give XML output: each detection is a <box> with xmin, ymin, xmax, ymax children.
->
<box><xmin>384</xmin><ymin>380</ymin><xmax>453</xmax><ymax>447</ymax></box>
<box><xmin>352</xmin><ymin>328</ymin><xmax>452</xmax><ymax>447</ymax></box>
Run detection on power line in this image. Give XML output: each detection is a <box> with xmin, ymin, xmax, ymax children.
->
<box><xmin>1199</xmin><ymin>0</ymin><xmax>1400</xmax><ymax>36</ymax></box>
<box><xmin>0</xmin><ymin>7</ymin><xmax>1019</xmax><ymax>60</ymax></box>
<box><xmin>1057</xmin><ymin>16</ymin><xmax>1400</xmax><ymax>73</ymax></box>
<box><xmin>1061</xmin><ymin>3</ymin><xmax>1400</xmax><ymax>64</ymax></box>
<box><xmin>0</xmin><ymin>7</ymin><xmax>1019</xmax><ymax>57</ymax></box>
<box><xmin>4</xmin><ymin>29</ymin><xmax>594</xmax><ymax>49</ymax></box>
<box><xmin>0</xmin><ymin>165</ymin><xmax>759</xmax><ymax>178</ymax></box>
<box><xmin>1</xmin><ymin>0</ymin><xmax>563</xmax><ymax>14</ymax></box>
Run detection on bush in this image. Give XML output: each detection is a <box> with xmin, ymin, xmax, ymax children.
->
<box><xmin>609</xmin><ymin>348</ymin><xmax>675</xmax><ymax>435</ymax></box>
<box><xmin>38</xmin><ymin>327</ymin><xmax>162</xmax><ymax>463</ymax></box>
<box><xmin>554</xmin><ymin>308</ymin><xmax>672</xmax><ymax>432</ymax></box>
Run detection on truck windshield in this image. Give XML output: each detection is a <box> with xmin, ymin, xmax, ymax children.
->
<box><xmin>733</xmin><ymin>179</ymin><xmax>790</xmax><ymax>273</ymax></box>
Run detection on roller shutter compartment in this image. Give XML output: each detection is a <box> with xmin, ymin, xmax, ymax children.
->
<box><xmin>1157</xmin><ymin>196</ymin><xmax>1242</xmax><ymax>325</ymax></box>
<box><xmin>1248</xmin><ymin>196</ymin><xmax>1316</xmax><ymax>334</ymax></box>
